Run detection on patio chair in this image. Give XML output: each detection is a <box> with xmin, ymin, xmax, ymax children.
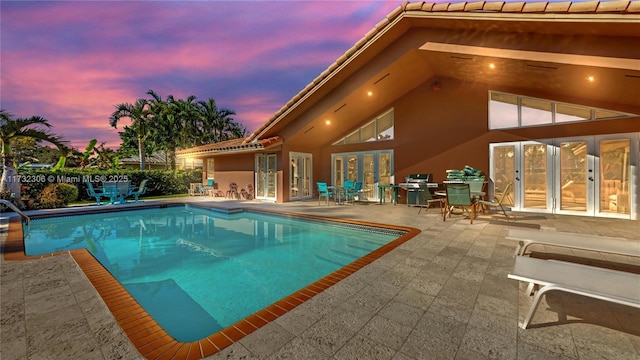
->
<box><xmin>345</xmin><ymin>181</ymin><xmax>363</xmax><ymax>205</ymax></box>
<box><xmin>203</xmin><ymin>178</ymin><xmax>216</xmax><ymax>196</ymax></box>
<box><xmin>344</xmin><ymin>180</ymin><xmax>355</xmax><ymax>190</ymax></box>
<box><xmin>443</xmin><ymin>183</ymin><xmax>477</xmax><ymax>224</ymax></box>
<box><xmin>226</xmin><ymin>183</ymin><xmax>239</xmax><ymax>199</ymax></box>
<box><xmin>478</xmin><ymin>182</ymin><xmax>512</xmax><ymax>219</ymax></box>
<box><xmin>189</xmin><ymin>183</ymin><xmax>205</xmax><ymax>196</ymax></box>
<box><xmin>245</xmin><ymin>184</ymin><xmax>254</xmax><ymax>200</ymax></box>
<box><xmin>417</xmin><ymin>183</ymin><xmax>444</xmax><ymax>214</ymax></box>
<box><xmin>129</xmin><ymin>179</ymin><xmax>148</xmax><ymax>202</ymax></box>
<box><xmin>317</xmin><ymin>182</ymin><xmax>334</xmax><ymax>205</ymax></box>
<box><xmin>85</xmin><ymin>181</ymin><xmax>108</xmax><ymax>205</ymax></box>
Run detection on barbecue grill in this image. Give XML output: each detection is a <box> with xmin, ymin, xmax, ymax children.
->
<box><xmin>398</xmin><ymin>173</ymin><xmax>438</xmax><ymax>206</ymax></box>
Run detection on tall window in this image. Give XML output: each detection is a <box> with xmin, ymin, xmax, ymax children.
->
<box><xmin>333</xmin><ymin>109</ymin><xmax>394</xmax><ymax>145</ymax></box>
<box><xmin>489</xmin><ymin>91</ymin><xmax>637</xmax><ymax>129</ymax></box>
<box><xmin>206</xmin><ymin>159</ymin><xmax>215</xmax><ymax>180</ymax></box>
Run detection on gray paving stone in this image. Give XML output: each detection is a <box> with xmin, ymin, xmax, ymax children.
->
<box><xmin>268</xmin><ymin>336</ymin><xmax>330</xmax><ymax>359</ymax></box>
<box><xmin>2</xmin><ymin>199</ymin><xmax>639</xmax><ymax>360</ymax></box>
<box><xmin>360</xmin><ymin>314</ymin><xmax>413</xmax><ymax>351</ymax></box>
<box><xmin>238</xmin><ymin>323</ymin><xmax>295</xmax><ymax>358</ymax></box>
<box><xmin>334</xmin><ymin>333</ymin><xmax>396</xmax><ymax>360</ymax></box>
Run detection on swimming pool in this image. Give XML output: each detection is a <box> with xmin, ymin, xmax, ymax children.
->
<box><xmin>24</xmin><ymin>205</ymin><xmax>406</xmax><ymax>342</ymax></box>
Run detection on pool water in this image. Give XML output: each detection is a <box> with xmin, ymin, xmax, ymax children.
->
<box><xmin>24</xmin><ymin>205</ymin><xmax>404</xmax><ymax>342</ymax></box>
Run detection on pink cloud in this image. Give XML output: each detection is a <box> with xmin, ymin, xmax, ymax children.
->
<box><xmin>1</xmin><ymin>0</ymin><xmax>402</xmax><ymax>150</ymax></box>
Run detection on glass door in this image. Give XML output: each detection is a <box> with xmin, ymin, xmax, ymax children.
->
<box><xmin>597</xmin><ymin>137</ymin><xmax>634</xmax><ymax>218</ymax></box>
<box><xmin>347</xmin><ymin>155</ymin><xmax>358</xmax><ymax>183</ymax></box>
<box><xmin>521</xmin><ymin>141</ymin><xmax>553</xmax><ymax>212</ymax></box>
<box><xmin>289</xmin><ymin>152</ymin><xmax>312</xmax><ymax>200</ymax></box>
<box><xmin>333</xmin><ymin>156</ymin><xmax>344</xmax><ymax>187</ymax></box>
<box><xmin>490</xmin><ymin>133</ymin><xmax>637</xmax><ymax>219</ymax></box>
<box><xmin>377</xmin><ymin>152</ymin><xmax>392</xmax><ymax>203</ymax></box>
<box><xmin>362</xmin><ymin>154</ymin><xmax>374</xmax><ymax>201</ymax></box>
<box><xmin>489</xmin><ymin>143</ymin><xmax>517</xmax><ymax>208</ymax></box>
<box><xmin>255</xmin><ymin>153</ymin><xmax>277</xmax><ymax>200</ymax></box>
<box><xmin>555</xmin><ymin>138</ymin><xmax>594</xmax><ymax>216</ymax></box>
<box><xmin>331</xmin><ymin>150</ymin><xmax>393</xmax><ymax>202</ymax></box>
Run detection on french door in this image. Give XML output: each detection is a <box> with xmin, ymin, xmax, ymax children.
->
<box><xmin>255</xmin><ymin>153</ymin><xmax>277</xmax><ymax>200</ymax></box>
<box><xmin>489</xmin><ymin>133</ymin><xmax>637</xmax><ymax>219</ymax></box>
<box><xmin>289</xmin><ymin>152</ymin><xmax>312</xmax><ymax>200</ymax></box>
<box><xmin>331</xmin><ymin>150</ymin><xmax>393</xmax><ymax>202</ymax></box>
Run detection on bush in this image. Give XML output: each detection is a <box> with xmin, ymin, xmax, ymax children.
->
<box><xmin>13</xmin><ymin>168</ymin><xmax>202</xmax><ymax>203</ymax></box>
<box><xmin>38</xmin><ymin>183</ymin><xmax>78</xmax><ymax>208</ymax></box>
<box><xmin>58</xmin><ymin>183</ymin><xmax>79</xmax><ymax>203</ymax></box>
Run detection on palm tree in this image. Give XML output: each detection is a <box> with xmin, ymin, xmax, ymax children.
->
<box><xmin>147</xmin><ymin>91</ymin><xmax>200</xmax><ymax>170</ymax></box>
<box><xmin>109</xmin><ymin>99</ymin><xmax>151</xmax><ymax>170</ymax></box>
<box><xmin>0</xmin><ymin>109</ymin><xmax>67</xmax><ymax>203</ymax></box>
<box><xmin>196</xmin><ymin>98</ymin><xmax>243</xmax><ymax>143</ymax></box>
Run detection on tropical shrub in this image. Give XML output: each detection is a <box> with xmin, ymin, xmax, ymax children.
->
<box><xmin>15</xmin><ymin>168</ymin><xmax>201</xmax><ymax>203</ymax></box>
<box><xmin>38</xmin><ymin>183</ymin><xmax>78</xmax><ymax>208</ymax></box>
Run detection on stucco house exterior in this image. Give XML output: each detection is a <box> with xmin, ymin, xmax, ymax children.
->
<box><xmin>177</xmin><ymin>0</ymin><xmax>640</xmax><ymax>220</ymax></box>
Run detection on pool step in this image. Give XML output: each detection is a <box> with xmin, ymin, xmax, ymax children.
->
<box><xmin>315</xmin><ymin>248</ymin><xmax>360</xmax><ymax>266</ymax></box>
<box><xmin>347</xmin><ymin>242</ymin><xmax>378</xmax><ymax>252</ymax></box>
<box><xmin>363</xmin><ymin>238</ymin><xmax>390</xmax><ymax>246</ymax></box>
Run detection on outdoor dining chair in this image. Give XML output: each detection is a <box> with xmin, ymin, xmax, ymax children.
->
<box><xmin>84</xmin><ymin>180</ymin><xmax>108</xmax><ymax>205</ymax></box>
<box><xmin>129</xmin><ymin>179</ymin><xmax>148</xmax><ymax>202</ymax></box>
<box><xmin>443</xmin><ymin>183</ymin><xmax>477</xmax><ymax>224</ymax></box>
<box><xmin>345</xmin><ymin>181</ymin><xmax>362</xmax><ymax>205</ymax></box>
<box><xmin>417</xmin><ymin>183</ymin><xmax>444</xmax><ymax>214</ymax></box>
<box><xmin>316</xmin><ymin>182</ymin><xmax>334</xmax><ymax>205</ymax></box>
<box><xmin>478</xmin><ymin>182</ymin><xmax>513</xmax><ymax>219</ymax></box>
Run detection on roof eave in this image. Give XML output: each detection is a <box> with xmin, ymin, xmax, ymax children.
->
<box><xmin>243</xmin><ymin>0</ymin><xmax>640</xmax><ymax>144</ymax></box>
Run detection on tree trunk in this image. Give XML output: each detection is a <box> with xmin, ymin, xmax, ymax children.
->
<box><xmin>138</xmin><ymin>135</ymin><xmax>146</xmax><ymax>170</ymax></box>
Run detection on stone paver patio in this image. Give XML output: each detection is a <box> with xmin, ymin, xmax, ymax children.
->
<box><xmin>1</xmin><ymin>197</ymin><xmax>639</xmax><ymax>359</ymax></box>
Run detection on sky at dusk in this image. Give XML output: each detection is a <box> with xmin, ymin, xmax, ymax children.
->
<box><xmin>1</xmin><ymin>0</ymin><xmax>403</xmax><ymax>149</ymax></box>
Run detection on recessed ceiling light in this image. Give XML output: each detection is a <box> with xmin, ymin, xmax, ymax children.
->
<box><xmin>367</xmin><ymin>91</ymin><xmax>373</xmax><ymax>96</ymax></box>
<box><xmin>489</xmin><ymin>63</ymin><xmax>495</xmax><ymax>69</ymax></box>
<box><xmin>325</xmin><ymin>120</ymin><xmax>331</xmax><ymax>125</ymax></box>
<box><xmin>587</xmin><ymin>75</ymin><xmax>595</xmax><ymax>82</ymax></box>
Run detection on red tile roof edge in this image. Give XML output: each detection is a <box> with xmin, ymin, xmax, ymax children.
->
<box><xmin>176</xmin><ymin>136</ymin><xmax>282</xmax><ymax>156</ymax></box>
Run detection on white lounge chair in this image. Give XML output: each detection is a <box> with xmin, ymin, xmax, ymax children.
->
<box><xmin>508</xmin><ymin>256</ymin><xmax>640</xmax><ymax>329</ymax></box>
<box><xmin>506</xmin><ymin>228</ymin><xmax>640</xmax><ymax>257</ymax></box>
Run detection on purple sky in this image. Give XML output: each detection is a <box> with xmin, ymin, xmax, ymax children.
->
<box><xmin>1</xmin><ymin>0</ymin><xmax>402</xmax><ymax>149</ymax></box>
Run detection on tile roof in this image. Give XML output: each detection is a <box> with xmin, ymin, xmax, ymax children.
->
<box><xmin>243</xmin><ymin>0</ymin><xmax>640</xmax><ymax>144</ymax></box>
<box><xmin>176</xmin><ymin>136</ymin><xmax>282</xmax><ymax>157</ymax></box>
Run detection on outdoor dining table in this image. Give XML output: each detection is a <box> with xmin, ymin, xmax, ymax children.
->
<box><xmin>103</xmin><ymin>181</ymin><xmax>131</xmax><ymax>204</ymax></box>
<box><xmin>328</xmin><ymin>185</ymin><xmax>346</xmax><ymax>204</ymax></box>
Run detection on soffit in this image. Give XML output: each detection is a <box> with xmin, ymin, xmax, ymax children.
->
<box><xmin>246</xmin><ymin>2</ymin><xmax>640</xmax><ymax>149</ymax></box>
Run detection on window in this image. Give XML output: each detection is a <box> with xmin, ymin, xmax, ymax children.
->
<box><xmin>206</xmin><ymin>158</ymin><xmax>215</xmax><ymax>179</ymax></box>
<box><xmin>489</xmin><ymin>91</ymin><xmax>637</xmax><ymax>130</ymax></box>
<box><xmin>333</xmin><ymin>109</ymin><xmax>394</xmax><ymax>145</ymax></box>
<box><xmin>521</xmin><ymin>98</ymin><xmax>552</xmax><ymax>126</ymax></box>
<box><xmin>489</xmin><ymin>92</ymin><xmax>518</xmax><ymax>129</ymax></box>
